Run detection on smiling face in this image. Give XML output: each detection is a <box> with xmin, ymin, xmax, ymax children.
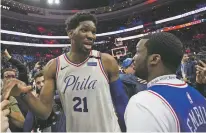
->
<box><xmin>182</xmin><ymin>54</ymin><xmax>189</xmax><ymax>63</ymax></box>
<box><xmin>35</xmin><ymin>76</ymin><xmax>44</xmax><ymax>91</ymax></box>
<box><xmin>69</xmin><ymin>20</ymin><xmax>96</xmax><ymax>53</ymax></box>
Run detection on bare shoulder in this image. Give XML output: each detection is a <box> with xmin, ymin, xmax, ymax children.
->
<box><xmin>43</xmin><ymin>58</ymin><xmax>57</xmax><ymax>79</ymax></box>
<box><xmin>100</xmin><ymin>53</ymin><xmax>119</xmax><ymax>82</ymax></box>
<box><xmin>101</xmin><ymin>53</ymin><xmax>117</xmax><ymax>66</ymax></box>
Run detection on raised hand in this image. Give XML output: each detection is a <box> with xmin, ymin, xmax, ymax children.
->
<box><xmin>2</xmin><ymin>49</ymin><xmax>12</xmax><ymax>60</ymax></box>
<box><xmin>2</xmin><ymin>79</ymin><xmax>32</xmax><ymax>100</ymax></box>
<box><xmin>196</xmin><ymin>60</ymin><xmax>206</xmax><ymax>84</ymax></box>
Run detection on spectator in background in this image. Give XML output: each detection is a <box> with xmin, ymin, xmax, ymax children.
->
<box><xmin>31</xmin><ymin>62</ymin><xmax>43</xmax><ymax>78</ymax></box>
<box><xmin>2</xmin><ymin>49</ymin><xmax>28</xmax><ymax>84</ymax></box>
<box><xmin>1</xmin><ymin>68</ymin><xmax>26</xmax><ymax>132</ymax></box>
<box><xmin>120</xmin><ymin>58</ymin><xmax>147</xmax><ymax>98</ymax></box>
<box><xmin>2</xmin><ymin>49</ymin><xmax>29</xmax><ymax>119</ymax></box>
<box><xmin>24</xmin><ymin>71</ymin><xmax>53</xmax><ymax>132</ymax></box>
<box><xmin>176</xmin><ymin>53</ymin><xmax>196</xmax><ymax>84</ymax></box>
<box><xmin>24</xmin><ymin>71</ymin><xmax>66</xmax><ymax>132</ymax></box>
<box><xmin>2</xmin><ymin>49</ymin><xmax>30</xmax><ymax>132</ymax></box>
<box><xmin>121</xmin><ymin>58</ymin><xmax>135</xmax><ymax>75</ymax></box>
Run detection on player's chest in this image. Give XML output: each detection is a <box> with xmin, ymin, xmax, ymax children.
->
<box><xmin>57</xmin><ymin>69</ymin><xmax>104</xmax><ymax>93</ymax></box>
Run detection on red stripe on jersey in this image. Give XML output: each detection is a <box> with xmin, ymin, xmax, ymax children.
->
<box><xmin>63</xmin><ymin>51</ymin><xmax>92</xmax><ymax>67</ymax></box>
<box><xmin>154</xmin><ymin>82</ymin><xmax>187</xmax><ymax>87</ymax></box>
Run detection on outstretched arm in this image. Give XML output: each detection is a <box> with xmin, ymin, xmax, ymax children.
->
<box><xmin>23</xmin><ymin>59</ymin><xmax>56</xmax><ymax>119</ymax></box>
<box><xmin>2</xmin><ymin>59</ymin><xmax>56</xmax><ymax>120</ymax></box>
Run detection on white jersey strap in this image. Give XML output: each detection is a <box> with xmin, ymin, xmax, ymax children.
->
<box><xmin>89</xmin><ymin>50</ymin><xmax>100</xmax><ymax>59</ymax></box>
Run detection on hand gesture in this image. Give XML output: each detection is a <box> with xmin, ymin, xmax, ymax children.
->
<box><xmin>2</xmin><ymin>79</ymin><xmax>32</xmax><ymax>100</ymax></box>
<box><xmin>34</xmin><ymin>62</ymin><xmax>41</xmax><ymax>69</ymax></box>
<box><xmin>196</xmin><ymin>60</ymin><xmax>206</xmax><ymax>84</ymax></box>
<box><xmin>2</xmin><ymin>49</ymin><xmax>11</xmax><ymax>60</ymax></box>
<box><xmin>0</xmin><ymin>100</ymin><xmax>10</xmax><ymax>132</ymax></box>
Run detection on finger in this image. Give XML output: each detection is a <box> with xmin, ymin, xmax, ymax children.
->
<box><xmin>0</xmin><ymin>100</ymin><xmax>10</xmax><ymax>110</ymax></box>
<box><xmin>140</xmin><ymin>80</ymin><xmax>147</xmax><ymax>84</ymax></box>
<box><xmin>2</xmin><ymin>81</ymin><xmax>17</xmax><ymax>100</ymax></box>
<box><xmin>140</xmin><ymin>80</ymin><xmax>144</xmax><ymax>83</ymax></box>
<box><xmin>3</xmin><ymin>108</ymin><xmax>10</xmax><ymax>116</ymax></box>
<box><xmin>196</xmin><ymin>65</ymin><xmax>204</xmax><ymax>71</ymax></box>
<box><xmin>199</xmin><ymin>60</ymin><xmax>206</xmax><ymax>67</ymax></box>
<box><xmin>196</xmin><ymin>71</ymin><xmax>200</xmax><ymax>75</ymax></box>
<box><xmin>196</xmin><ymin>68</ymin><xmax>203</xmax><ymax>72</ymax></box>
<box><xmin>2</xmin><ymin>116</ymin><xmax>9</xmax><ymax>122</ymax></box>
<box><xmin>36</xmin><ymin>62</ymin><xmax>40</xmax><ymax>66</ymax></box>
<box><xmin>200</xmin><ymin>71</ymin><xmax>205</xmax><ymax>76</ymax></box>
<box><xmin>203</xmin><ymin>67</ymin><xmax>206</xmax><ymax>73</ymax></box>
<box><xmin>137</xmin><ymin>78</ymin><xmax>141</xmax><ymax>82</ymax></box>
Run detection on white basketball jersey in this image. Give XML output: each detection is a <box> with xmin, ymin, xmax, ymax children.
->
<box><xmin>56</xmin><ymin>50</ymin><xmax>121</xmax><ymax>132</ymax></box>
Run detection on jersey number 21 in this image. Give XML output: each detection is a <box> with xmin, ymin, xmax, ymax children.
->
<box><xmin>73</xmin><ymin>97</ymin><xmax>88</xmax><ymax>112</ymax></box>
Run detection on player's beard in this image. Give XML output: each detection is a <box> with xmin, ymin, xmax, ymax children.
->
<box><xmin>134</xmin><ymin>57</ymin><xmax>149</xmax><ymax>81</ymax></box>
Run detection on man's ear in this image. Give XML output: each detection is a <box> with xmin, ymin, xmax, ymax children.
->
<box><xmin>67</xmin><ymin>30</ymin><xmax>73</xmax><ymax>38</ymax></box>
<box><xmin>148</xmin><ymin>54</ymin><xmax>161</xmax><ymax>65</ymax></box>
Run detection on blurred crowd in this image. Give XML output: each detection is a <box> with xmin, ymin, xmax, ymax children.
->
<box><xmin>1</xmin><ymin>49</ymin><xmax>66</xmax><ymax>132</ymax></box>
<box><xmin>1</xmin><ymin>0</ymin><xmax>145</xmax><ymax>15</ymax></box>
<box><xmin>1</xmin><ymin>41</ymin><xmax>206</xmax><ymax>132</ymax></box>
<box><xmin>2</xmin><ymin>0</ymin><xmax>206</xmax><ymax>35</ymax></box>
<box><xmin>1</xmin><ymin>21</ymin><xmax>206</xmax><ymax>73</ymax></box>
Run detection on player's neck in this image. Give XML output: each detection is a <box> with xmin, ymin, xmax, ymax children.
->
<box><xmin>148</xmin><ymin>68</ymin><xmax>173</xmax><ymax>82</ymax></box>
<box><xmin>66</xmin><ymin>50</ymin><xmax>90</xmax><ymax>64</ymax></box>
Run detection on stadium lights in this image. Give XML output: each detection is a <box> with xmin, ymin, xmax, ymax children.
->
<box><xmin>55</xmin><ymin>0</ymin><xmax>60</xmax><ymax>4</ymax></box>
<box><xmin>1</xmin><ymin>7</ymin><xmax>206</xmax><ymax>39</ymax></box>
<box><xmin>47</xmin><ymin>0</ymin><xmax>60</xmax><ymax>5</ymax></box>
<box><xmin>48</xmin><ymin>0</ymin><xmax>53</xmax><ymax>4</ymax></box>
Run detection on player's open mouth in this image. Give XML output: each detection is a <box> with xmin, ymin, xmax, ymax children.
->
<box><xmin>84</xmin><ymin>44</ymin><xmax>92</xmax><ymax>49</ymax></box>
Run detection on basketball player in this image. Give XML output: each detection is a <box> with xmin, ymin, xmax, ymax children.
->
<box><xmin>125</xmin><ymin>32</ymin><xmax>206</xmax><ymax>132</ymax></box>
<box><xmin>3</xmin><ymin>12</ymin><xmax>128</xmax><ymax>132</ymax></box>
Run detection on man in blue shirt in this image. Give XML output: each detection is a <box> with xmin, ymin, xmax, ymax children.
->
<box><xmin>121</xmin><ymin>58</ymin><xmax>135</xmax><ymax>75</ymax></box>
<box><xmin>120</xmin><ymin>58</ymin><xmax>147</xmax><ymax>98</ymax></box>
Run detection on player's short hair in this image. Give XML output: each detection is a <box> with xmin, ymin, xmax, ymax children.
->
<box><xmin>65</xmin><ymin>12</ymin><xmax>97</xmax><ymax>31</ymax></box>
<box><xmin>34</xmin><ymin>70</ymin><xmax>44</xmax><ymax>81</ymax></box>
<box><xmin>143</xmin><ymin>32</ymin><xmax>184</xmax><ymax>73</ymax></box>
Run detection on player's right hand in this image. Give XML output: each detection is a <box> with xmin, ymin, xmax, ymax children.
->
<box><xmin>2</xmin><ymin>79</ymin><xmax>32</xmax><ymax>100</ymax></box>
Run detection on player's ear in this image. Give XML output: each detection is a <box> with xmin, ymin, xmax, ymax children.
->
<box><xmin>67</xmin><ymin>30</ymin><xmax>73</xmax><ymax>38</ymax></box>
